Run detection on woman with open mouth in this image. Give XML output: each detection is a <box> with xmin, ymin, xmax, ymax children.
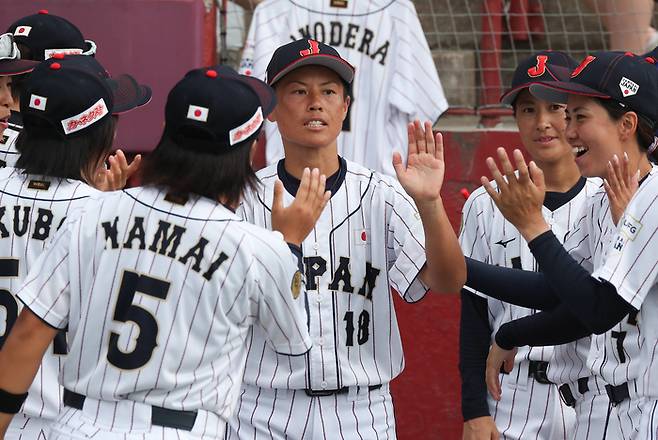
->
<box><xmin>465</xmin><ymin>51</ymin><xmax>658</xmax><ymax>439</ymax></box>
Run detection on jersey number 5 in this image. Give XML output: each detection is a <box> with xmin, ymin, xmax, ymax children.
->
<box><xmin>107</xmin><ymin>271</ymin><xmax>171</xmax><ymax>370</ymax></box>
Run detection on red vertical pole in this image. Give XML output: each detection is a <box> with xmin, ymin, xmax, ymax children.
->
<box><xmin>509</xmin><ymin>0</ymin><xmax>530</xmax><ymax>41</ymax></box>
<box><xmin>202</xmin><ymin>0</ymin><xmax>218</xmax><ymax>66</ymax></box>
<box><xmin>479</xmin><ymin>0</ymin><xmax>504</xmax><ymax>126</ymax></box>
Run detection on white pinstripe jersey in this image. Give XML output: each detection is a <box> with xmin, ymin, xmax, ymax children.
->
<box><xmin>460</xmin><ymin>178</ymin><xmax>600</xmax><ymax>374</ymax></box>
<box><xmin>237</xmin><ymin>158</ymin><xmax>428</xmax><ymax>390</ymax></box>
<box><xmin>0</xmin><ymin>123</ymin><xmax>20</xmax><ymax>168</ymax></box>
<box><xmin>16</xmin><ymin>186</ymin><xmax>312</xmax><ymax>418</ymax></box>
<box><xmin>0</xmin><ymin>167</ymin><xmax>99</xmax><ymax>420</ymax></box>
<box><xmin>239</xmin><ymin>0</ymin><xmax>447</xmax><ymax>176</ymax></box>
<box><xmin>592</xmin><ymin>165</ymin><xmax>658</xmax><ymax>398</ymax></box>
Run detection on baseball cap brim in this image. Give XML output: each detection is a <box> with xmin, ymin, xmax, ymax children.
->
<box><xmin>500</xmin><ymin>82</ymin><xmax>569</xmax><ymax>105</ymax></box>
<box><xmin>0</xmin><ymin>58</ymin><xmax>38</xmax><ymax>76</ymax></box>
<box><xmin>211</xmin><ymin>65</ymin><xmax>276</xmax><ymax>116</ymax></box>
<box><xmin>529</xmin><ymin>81</ymin><xmax>611</xmax><ymax>105</ymax></box>
<box><xmin>108</xmin><ymin>74</ymin><xmax>152</xmax><ymax>114</ymax></box>
<box><xmin>267</xmin><ymin>54</ymin><xmax>355</xmax><ymax>86</ymax></box>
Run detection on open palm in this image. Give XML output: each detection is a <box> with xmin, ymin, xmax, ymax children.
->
<box><xmin>393</xmin><ymin>120</ymin><xmax>445</xmax><ymax>203</ymax></box>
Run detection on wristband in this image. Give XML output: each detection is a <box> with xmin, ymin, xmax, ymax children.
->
<box><xmin>0</xmin><ymin>388</ymin><xmax>28</xmax><ymax>414</ymax></box>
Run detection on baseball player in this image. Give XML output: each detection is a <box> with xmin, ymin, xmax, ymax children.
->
<box><xmin>239</xmin><ymin>0</ymin><xmax>447</xmax><ymax>175</ymax></box>
<box><xmin>228</xmin><ymin>39</ymin><xmax>465</xmax><ymax>439</ymax></box>
<box><xmin>0</xmin><ymin>32</ymin><xmax>37</xmax><ymax>140</ymax></box>
<box><xmin>0</xmin><ymin>54</ymin><xmax>149</xmax><ymax>439</ymax></box>
<box><xmin>466</xmin><ymin>52</ymin><xmax>658</xmax><ymax>438</ymax></box>
<box><xmin>0</xmin><ymin>64</ymin><xmax>329</xmax><ymax>439</ymax></box>
<box><xmin>459</xmin><ymin>50</ymin><xmax>602</xmax><ymax>440</ymax></box>
<box><xmin>3</xmin><ymin>10</ymin><xmax>141</xmax><ymax>190</ymax></box>
<box><xmin>1</xmin><ymin>10</ymin><xmax>97</xmax><ymax>169</ymax></box>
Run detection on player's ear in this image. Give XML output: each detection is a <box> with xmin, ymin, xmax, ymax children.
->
<box><xmin>618</xmin><ymin>111</ymin><xmax>638</xmax><ymax>142</ymax></box>
<box><xmin>341</xmin><ymin>95</ymin><xmax>350</xmax><ymax>120</ymax></box>
<box><xmin>268</xmin><ymin>106</ymin><xmax>278</xmax><ymax>123</ymax></box>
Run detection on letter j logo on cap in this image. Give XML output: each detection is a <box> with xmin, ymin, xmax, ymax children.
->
<box><xmin>29</xmin><ymin>94</ymin><xmax>47</xmax><ymax>111</ymax></box>
<box><xmin>187</xmin><ymin>105</ymin><xmax>209</xmax><ymax>122</ymax></box>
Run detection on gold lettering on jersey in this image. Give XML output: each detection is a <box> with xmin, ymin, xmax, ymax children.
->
<box><xmin>165</xmin><ymin>192</ymin><xmax>189</xmax><ymax>206</ymax></box>
<box><xmin>0</xmin><ymin>135</ymin><xmax>8</xmax><ymax>145</ymax></box>
<box><xmin>293</xmin><ymin>22</ymin><xmax>390</xmax><ymax>66</ymax></box>
<box><xmin>291</xmin><ymin>270</ymin><xmax>302</xmax><ymax>299</ymax></box>
<box><xmin>330</xmin><ymin>0</ymin><xmax>348</xmax><ymax>7</ymax></box>
<box><xmin>28</xmin><ymin>180</ymin><xmax>51</xmax><ymax>191</ymax></box>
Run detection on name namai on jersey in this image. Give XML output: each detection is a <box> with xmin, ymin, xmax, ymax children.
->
<box><xmin>101</xmin><ymin>216</ymin><xmax>231</xmax><ymax>281</ymax></box>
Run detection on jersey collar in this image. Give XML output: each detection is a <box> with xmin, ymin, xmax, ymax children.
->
<box><xmin>276</xmin><ymin>155</ymin><xmax>347</xmax><ymax>198</ymax></box>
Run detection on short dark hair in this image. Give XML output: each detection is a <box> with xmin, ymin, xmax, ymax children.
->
<box><xmin>15</xmin><ymin>115</ymin><xmax>116</xmax><ymax>181</ymax></box>
<box><xmin>596</xmin><ymin>98</ymin><xmax>658</xmax><ymax>162</ymax></box>
<box><xmin>139</xmin><ymin>131</ymin><xmax>258</xmax><ymax>206</ymax></box>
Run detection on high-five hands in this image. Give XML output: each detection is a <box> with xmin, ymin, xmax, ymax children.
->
<box><xmin>271</xmin><ymin>168</ymin><xmax>331</xmax><ymax>246</ymax></box>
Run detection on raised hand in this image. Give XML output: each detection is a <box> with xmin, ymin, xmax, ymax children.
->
<box><xmin>462</xmin><ymin>416</ymin><xmax>500</xmax><ymax>440</ymax></box>
<box><xmin>481</xmin><ymin>148</ymin><xmax>549</xmax><ymax>242</ymax></box>
<box><xmin>485</xmin><ymin>342</ymin><xmax>517</xmax><ymax>402</ymax></box>
<box><xmin>393</xmin><ymin>120</ymin><xmax>445</xmax><ymax>204</ymax></box>
<box><xmin>271</xmin><ymin>168</ymin><xmax>331</xmax><ymax>245</ymax></box>
<box><xmin>604</xmin><ymin>153</ymin><xmax>639</xmax><ymax>226</ymax></box>
<box><xmin>92</xmin><ymin>149</ymin><xmax>142</xmax><ymax>192</ymax></box>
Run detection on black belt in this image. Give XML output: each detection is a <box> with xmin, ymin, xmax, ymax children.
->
<box><xmin>63</xmin><ymin>389</ymin><xmax>197</xmax><ymax>431</ymax></box>
<box><xmin>304</xmin><ymin>384</ymin><xmax>382</xmax><ymax>397</ymax></box>
<box><xmin>558</xmin><ymin>377</ymin><xmax>591</xmax><ymax>408</ymax></box>
<box><xmin>501</xmin><ymin>360</ymin><xmax>552</xmax><ymax>385</ymax></box>
<box><xmin>605</xmin><ymin>382</ymin><xmax>630</xmax><ymax>406</ymax></box>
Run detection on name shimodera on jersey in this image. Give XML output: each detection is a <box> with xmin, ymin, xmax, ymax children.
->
<box><xmin>102</xmin><ymin>217</ymin><xmax>229</xmax><ymax>281</ymax></box>
<box><xmin>293</xmin><ymin>22</ymin><xmax>389</xmax><ymax>65</ymax></box>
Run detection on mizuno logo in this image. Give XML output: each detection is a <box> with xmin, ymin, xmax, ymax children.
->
<box><xmin>495</xmin><ymin>238</ymin><xmax>516</xmax><ymax>248</ymax></box>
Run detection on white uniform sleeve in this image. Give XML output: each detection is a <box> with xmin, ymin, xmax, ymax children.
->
<box><xmin>563</xmin><ymin>201</ymin><xmax>596</xmax><ymax>274</ymax></box>
<box><xmin>386</xmin><ymin>180</ymin><xmax>429</xmax><ymax>302</ymax></box>
<box><xmin>238</xmin><ymin>3</ymin><xmax>284</xmax><ymax>81</ymax></box>
<box><xmin>251</xmin><ymin>233</ymin><xmax>312</xmax><ymax>355</ymax></box>
<box><xmin>592</xmin><ymin>184</ymin><xmax>658</xmax><ymax>309</ymax></box>
<box><xmin>388</xmin><ymin>1</ymin><xmax>448</xmax><ymax>122</ymax></box>
<box><xmin>15</xmin><ymin>219</ymin><xmax>75</xmax><ymax>329</ymax></box>
<box><xmin>459</xmin><ymin>188</ymin><xmax>494</xmax><ymax>298</ymax></box>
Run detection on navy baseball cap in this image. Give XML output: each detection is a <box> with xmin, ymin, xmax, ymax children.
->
<box><xmin>48</xmin><ymin>53</ymin><xmax>152</xmax><ymax>114</ymax></box>
<box><xmin>0</xmin><ymin>33</ymin><xmax>38</xmax><ymax>76</ymax></box>
<box><xmin>21</xmin><ymin>56</ymin><xmax>114</xmax><ymax>138</ymax></box>
<box><xmin>500</xmin><ymin>50</ymin><xmax>578</xmax><ymax>105</ymax></box>
<box><xmin>530</xmin><ymin>52</ymin><xmax>658</xmax><ymax>124</ymax></box>
<box><xmin>7</xmin><ymin>10</ymin><xmax>96</xmax><ymax>61</ymax></box>
<box><xmin>165</xmin><ymin>65</ymin><xmax>276</xmax><ymax>153</ymax></box>
<box><xmin>266</xmin><ymin>39</ymin><xmax>354</xmax><ymax>86</ymax></box>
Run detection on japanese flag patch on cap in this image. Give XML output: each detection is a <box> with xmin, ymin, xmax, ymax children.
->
<box><xmin>187</xmin><ymin>105</ymin><xmax>209</xmax><ymax>122</ymax></box>
<box><xmin>29</xmin><ymin>94</ymin><xmax>47</xmax><ymax>111</ymax></box>
<box><xmin>14</xmin><ymin>26</ymin><xmax>32</xmax><ymax>36</ymax></box>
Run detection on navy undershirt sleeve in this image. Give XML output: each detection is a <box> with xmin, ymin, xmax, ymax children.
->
<box><xmin>528</xmin><ymin>230</ymin><xmax>636</xmax><ymax>333</ymax></box>
<box><xmin>459</xmin><ymin>290</ymin><xmax>491</xmax><ymax>421</ymax></box>
<box><xmin>495</xmin><ymin>303</ymin><xmax>591</xmax><ymax>350</ymax></box>
<box><xmin>465</xmin><ymin>257</ymin><xmax>559</xmax><ymax>310</ymax></box>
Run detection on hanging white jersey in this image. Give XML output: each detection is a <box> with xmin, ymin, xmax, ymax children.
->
<box><xmin>236</xmin><ymin>157</ymin><xmax>428</xmax><ymax>390</ymax></box>
<box><xmin>16</xmin><ymin>186</ymin><xmax>312</xmax><ymax>420</ymax></box>
<box><xmin>592</xmin><ymin>165</ymin><xmax>658</xmax><ymax>398</ymax></box>
<box><xmin>0</xmin><ymin>167</ymin><xmax>99</xmax><ymax>420</ymax></box>
<box><xmin>240</xmin><ymin>0</ymin><xmax>447</xmax><ymax>175</ymax></box>
<box><xmin>460</xmin><ymin>177</ymin><xmax>601</xmax><ymax>373</ymax></box>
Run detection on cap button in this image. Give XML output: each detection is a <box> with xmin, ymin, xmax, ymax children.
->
<box><xmin>646</xmin><ymin>57</ymin><xmax>656</xmax><ymax>64</ymax></box>
<box><xmin>206</xmin><ymin>69</ymin><xmax>218</xmax><ymax>78</ymax></box>
<box><xmin>50</xmin><ymin>62</ymin><xmax>61</xmax><ymax>70</ymax></box>
<box><xmin>51</xmin><ymin>53</ymin><xmax>65</xmax><ymax>60</ymax></box>
<box><xmin>38</xmin><ymin>9</ymin><xmax>49</xmax><ymax>14</ymax></box>
<box><xmin>624</xmin><ymin>51</ymin><xmax>634</xmax><ymax>57</ymax></box>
